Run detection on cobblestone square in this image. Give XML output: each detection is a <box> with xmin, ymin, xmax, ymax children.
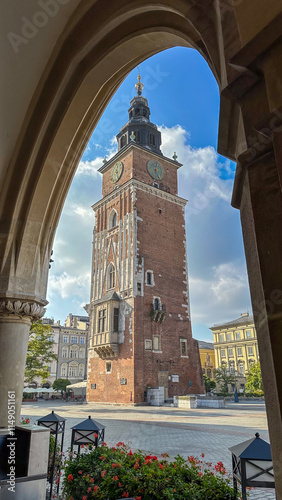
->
<box><xmin>21</xmin><ymin>400</ymin><xmax>275</xmax><ymax>499</ymax></box>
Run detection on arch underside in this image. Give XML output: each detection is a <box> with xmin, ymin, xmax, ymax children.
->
<box><xmin>0</xmin><ymin>0</ymin><xmax>241</xmax><ymax>303</ymax></box>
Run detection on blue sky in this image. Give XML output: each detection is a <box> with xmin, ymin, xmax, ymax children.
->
<box><xmin>46</xmin><ymin>47</ymin><xmax>252</xmax><ymax>341</ymax></box>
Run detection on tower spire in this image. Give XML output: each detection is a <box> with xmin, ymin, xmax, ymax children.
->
<box><xmin>135</xmin><ymin>67</ymin><xmax>144</xmax><ymax>96</ymax></box>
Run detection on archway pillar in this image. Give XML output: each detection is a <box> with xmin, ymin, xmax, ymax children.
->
<box><xmin>0</xmin><ymin>299</ymin><xmax>46</xmax><ymax>428</ymax></box>
<box><xmin>227</xmin><ymin>36</ymin><xmax>282</xmax><ymax>498</ymax></box>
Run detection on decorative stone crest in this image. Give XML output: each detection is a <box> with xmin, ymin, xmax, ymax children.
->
<box><xmin>0</xmin><ymin>300</ymin><xmax>46</xmax><ymax>320</ymax></box>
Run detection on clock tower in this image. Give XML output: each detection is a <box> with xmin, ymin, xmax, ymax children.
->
<box><xmin>87</xmin><ymin>75</ymin><xmax>204</xmax><ymax>403</ymax></box>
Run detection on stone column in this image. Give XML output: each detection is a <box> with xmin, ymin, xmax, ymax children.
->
<box><xmin>0</xmin><ymin>300</ymin><xmax>45</xmax><ymax>428</ymax></box>
<box><xmin>239</xmin><ymin>147</ymin><xmax>282</xmax><ymax>499</ymax></box>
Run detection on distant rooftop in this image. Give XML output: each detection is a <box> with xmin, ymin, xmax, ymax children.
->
<box><xmin>197</xmin><ymin>340</ymin><xmax>214</xmax><ymax>350</ymax></box>
<box><xmin>210</xmin><ymin>312</ymin><xmax>254</xmax><ymax>330</ymax></box>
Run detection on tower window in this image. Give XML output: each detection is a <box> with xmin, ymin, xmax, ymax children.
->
<box><xmin>180</xmin><ymin>339</ymin><xmax>188</xmax><ymax>357</ymax></box>
<box><xmin>113</xmin><ymin>308</ymin><xmax>119</xmax><ymax>332</ymax></box>
<box><xmin>152</xmin><ymin>182</ymin><xmax>159</xmax><ymax>188</ymax></box>
<box><xmin>146</xmin><ymin>271</ymin><xmax>153</xmax><ymax>285</ymax></box>
<box><xmin>153</xmin><ymin>336</ymin><xmax>160</xmax><ymax>351</ymax></box>
<box><xmin>137</xmin><ymin>282</ymin><xmax>142</xmax><ymax>295</ymax></box>
<box><xmin>159</xmin><ymin>209</ymin><xmax>162</xmax><ymax>214</ymax></box>
<box><xmin>142</xmin><ymin>109</ymin><xmax>147</xmax><ymax>117</ymax></box>
<box><xmin>98</xmin><ymin>308</ymin><xmax>106</xmax><ymax>333</ymax></box>
<box><xmin>121</xmin><ymin>135</ymin><xmax>126</xmax><ymax>148</ymax></box>
<box><xmin>109</xmin><ymin>209</ymin><xmax>118</xmax><ymax>229</ymax></box>
<box><xmin>106</xmin><ymin>362</ymin><xmax>112</xmax><ymax>373</ymax></box>
<box><xmin>149</xmin><ymin>134</ymin><xmax>155</xmax><ymax>145</ymax></box>
<box><xmin>153</xmin><ymin>298</ymin><xmax>160</xmax><ymax>311</ymax></box>
<box><xmin>135</xmin><ymin>108</ymin><xmax>140</xmax><ymax>116</ymax></box>
<box><xmin>108</xmin><ymin>263</ymin><xmax>115</xmax><ymax>290</ymax></box>
<box><xmin>145</xmin><ymin>339</ymin><xmax>152</xmax><ymax>350</ymax></box>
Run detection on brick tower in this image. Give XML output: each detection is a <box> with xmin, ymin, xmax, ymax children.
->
<box><xmin>87</xmin><ymin>75</ymin><xmax>203</xmax><ymax>403</ymax></box>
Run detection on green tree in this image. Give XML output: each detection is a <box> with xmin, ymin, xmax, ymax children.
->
<box><xmin>246</xmin><ymin>362</ymin><xmax>263</xmax><ymax>393</ymax></box>
<box><xmin>214</xmin><ymin>364</ymin><xmax>235</xmax><ymax>393</ymax></box>
<box><xmin>25</xmin><ymin>321</ymin><xmax>57</xmax><ymax>383</ymax></box>
<box><xmin>203</xmin><ymin>374</ymin><xmax>216</xmax><ymax>394</ymax></box>
<box><xmin>52</xmin><ymin>378</ymin><xmax>71</xmax><ymax>396</ymax></box>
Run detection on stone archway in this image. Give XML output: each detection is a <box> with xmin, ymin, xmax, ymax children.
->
<box><xmin>1</xmin><ymin>1</ymin><xmax>282</xmax><ymax>496</ymax></box>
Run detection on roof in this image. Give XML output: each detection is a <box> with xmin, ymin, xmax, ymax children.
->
<box><xmin>210</xmin><ymin>313</ymin><xmax>254</xmax><ymax>330</ymax></box>
<box><xmin>229</xmin><ymin>433</ymin><xmax>272</xmax><ymax>460</ymax></box>
<box><xmin>197</xmin><ymin>340</ymin><xmax>214</xmax><ymax>350</ymax></box>
<box><xmin>94</xmin><ymin>291</ymin><xmax>121</xmax><ymax>304</ymax></box>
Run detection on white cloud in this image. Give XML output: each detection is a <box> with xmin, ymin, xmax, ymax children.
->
<box><xmin>189</xmin><ymin>261</ymin><xmax>250</xmax><ymax>326</ymax></box>
<box><xmin>76</xmin><ymin>158</ymin><xmax>102</xmax><ymax>177</ymax></box>
<box><xmin>47</xmin><ymin>272</ymin><xmax>91</xmax><ymax>301</ymax></box>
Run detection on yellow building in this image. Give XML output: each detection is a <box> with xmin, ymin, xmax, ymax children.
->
<box><xmin>210</xmin><ymin>313</ymin><xmax>259</xmax><ymax>392</ymax></box>
<box><xmin>198</xmin><ymin>341</ymin><xmax>215</xmax><ymax>380</ymax></box>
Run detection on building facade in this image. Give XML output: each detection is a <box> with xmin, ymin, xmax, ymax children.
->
<box><xmin>198</xmin><ymin>341</ymin><xmax>215</xmax><ymax>380</ymax></box>
<box><xmin>210</xmin><ymin>313</ymin><xmax>259</xmax><ymax>392</ymax></box>
<box><xmin>41</xmin><ymin>314</ymin><xmax>89</xmax><ymax>385</ymax></box>
<box><xmin>87</xmin><ymin>77</ymin><xmax>203</xmax><ymax>404</ymax></box>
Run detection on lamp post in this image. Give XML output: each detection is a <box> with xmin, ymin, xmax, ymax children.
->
<box><xmin>71</xmin><ymin>415</ymin><xmax>105</xmax><ymax>454</ymax></box>
<box><xmin>229</xmin><ymin>432</ymin><xmax>275</xmax><ymax>500</ymax></box>
<box><xmin>37</xmin><ymin>410</ymin><xmax>66</xmax><ymax>499</ymax></box>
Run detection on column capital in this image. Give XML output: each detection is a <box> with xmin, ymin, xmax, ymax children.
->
<box><xmin>0</xmin><ymin>299</ymin><xmax>46</xmax><ymax>323</ymax></box>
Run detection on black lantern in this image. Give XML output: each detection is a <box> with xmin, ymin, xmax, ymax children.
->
<box><xmin>229</xmin><ymin>432</ymin><xmax>275</xmax><ymax>500</ymax></box>
<box><xmin>37</xmin><ymin>410</ymin><xmax>66</xmax><ymax>499</ymax></box>
<box><xmin>71</xmin><ymin>415</ymin><xmax>105</xmax><ymax>453</ymax></box>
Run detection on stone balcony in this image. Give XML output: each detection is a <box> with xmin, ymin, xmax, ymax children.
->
<box><xmin>93</xmin><ymin>332</ymin><xmax>119</xmax><ymax>358</ymax></box>
<box><xmin>151</xmin><ymin>304</ymin><xmax>166</xmax><ymax>323</ymax></box>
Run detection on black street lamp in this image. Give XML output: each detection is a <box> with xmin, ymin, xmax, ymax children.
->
<box><xmin>37</xmin><ymin>410</ymin><xmax>66</xmax><ymax>499</ymax></box>
<box><xmin>229</xmin><ymin>432</ymin><xmax>275</xmax><ymax>500</ymax></box>
<box><xmin>71</xmin><ymin>415</ymin><xmax>105</xmax><ymax>454</ymax></box>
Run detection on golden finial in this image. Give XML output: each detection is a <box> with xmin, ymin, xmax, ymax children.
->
<box><xmin>135</xmin><ymin>67</ymin><xmax>144</xmax><ymax>96</ymax></box>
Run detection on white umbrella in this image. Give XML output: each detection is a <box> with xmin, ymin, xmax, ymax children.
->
<box><xmin>23</xmin><ymin>387</ymin><xmax>36</xmax><ymax>393</ymax></box>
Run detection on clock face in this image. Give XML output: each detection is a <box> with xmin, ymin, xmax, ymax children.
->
<box><xmin>110</xmin><ymin>161</ymin><xmax>124</xmax><ymax>183</ymax></box>
<box><xmin>146</xmin><ymin>159</ymin><xmax>164</xmax><ymax>181</ymax></box>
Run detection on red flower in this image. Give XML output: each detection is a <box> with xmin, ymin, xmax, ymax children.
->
<box><xmin>82</xmin><ymin>496</ymin><xmax>87</xmax><ymax>500</ymax></box>
<box><xmin>116</xmin><ymin>442</ymin><xmax>126</xmax><ymax>447</ymax></box>
<box><xmin>161</xmin><ymin>452</ymin><xmax>168</xmax><ymax>458</ymax></box>
<box><xmin>113</xmin><ymin>476</ymin><xmax>119</xmax><ymax>481</ymax></box>
<box><xmin>134</xmin><ymin>462</ymin><xmax>139</xmax><ymax>469</ymax></box>
<box><xmin>94</xmin><ymin>433</ymin><xmax>98</xmax><ymax>438</ymax></box>
<box><xmin>199</xmin><ymin>472</ymin><xmax>203</xmax><ymax>477</ymax></box>
<box><xmin>90</xmin><ymin>478</ymin><xmax>94</xmax><ymax>483</ymax></box>
<box><xmin>78</xmin><ymin>470</ymin><xmax>82</xmax><ymax>474</ymax></box>
<box><xmin>122</xmin><ymin>492</ymin><xmax>129</xmax><ymax>498</ymax></box>
<box><xmin>67</xmin><ymin>474</ymin><xmax>73</xmax><ymax>482</ymax></box>
<box><xmin>87</xmin><ymin>487</ymin><xmax>92</xmax><ymax>493</ymax></box>
<box><xmin>159</xmin><ymin>463</ymin><xmax>163</xmax><ymax>470</ymax></box>
<box><xmin>118</xmin><ymin>482</ymin><xmax>122</xmax><ymax>487</ymax></box>
<box><xmin>201</xmin><ymin>453</ymin><xmax>205</xmax><ymax>458</ymax></box>
<box><xmin>135</xmin><ymin>497</ymin><xmax>142</xmax><ymax>500</ymax></box>
<box><xmin>103</xmin><ymin>442</ymin><xmax>107</xmax><ymax>446</ymax></box>
<box><xmin>128</xmin><ymin>450</ymin><xmax>133</xmax><ymax>456</ymax></box>
<box><xmin>55</xmin><ymin>478</ymin><xmax>60</xmax><ymax>484</ymax></box>
<box><xmin>94</xmin><ymin>485</ymin><xmax>98</xmax><ymax>492</ymax></box>
<box><xmin>81</xmin><ymin>444</ymin><xmax>84</xmax><ymax>448</ymax></box>
<box><xmin>101</xmin><ymin>470</ymin><xmax>106</xmax><ymax>478</ymax></box>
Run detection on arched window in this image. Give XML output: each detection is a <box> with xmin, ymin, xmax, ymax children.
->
<box><xmin>108</xmin><ymin>263</ymin><xmax>115</xmax><ymax>289</ymax></box>
<box><xmin>62</xmin><ymin>347</ymin><xmax>68</xmax><ymax>358</ymax></box>
<box><xmin>121</xmin><ymin>135</ymin><xmax>126</xmax><ymax>147</ymax></box>
<box><xmin>69</xmin><ymin>363</ymin><xmax>78</xmax><ymax>377</ymax></box>
<box><xmin>153</xmin><ymin>298</ymin><xmax>159</xmax><ymax>311</ymax></box>
<box><xmin>109</xmin><ymin>210</ymin><xmax>118</xmax><ymax>229</ymax></box>
<box><xmin>149</xmin><ymin>133</ymin><xmax>155</xmax><ymax>145</ymax></box>
<box><xmin>135</xmin><ymin>130</ymin><xmax>140</xmax><ymax>142</ymax></box>
<box><xmin>70</xmin><ymin>347</ymin><xmax>78</xmax><ymax>358</ymax></box>
<box><xmin>61</xmin><ymin>363</ymin><xmax>67</xmax><ymax>377</ymax></box>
